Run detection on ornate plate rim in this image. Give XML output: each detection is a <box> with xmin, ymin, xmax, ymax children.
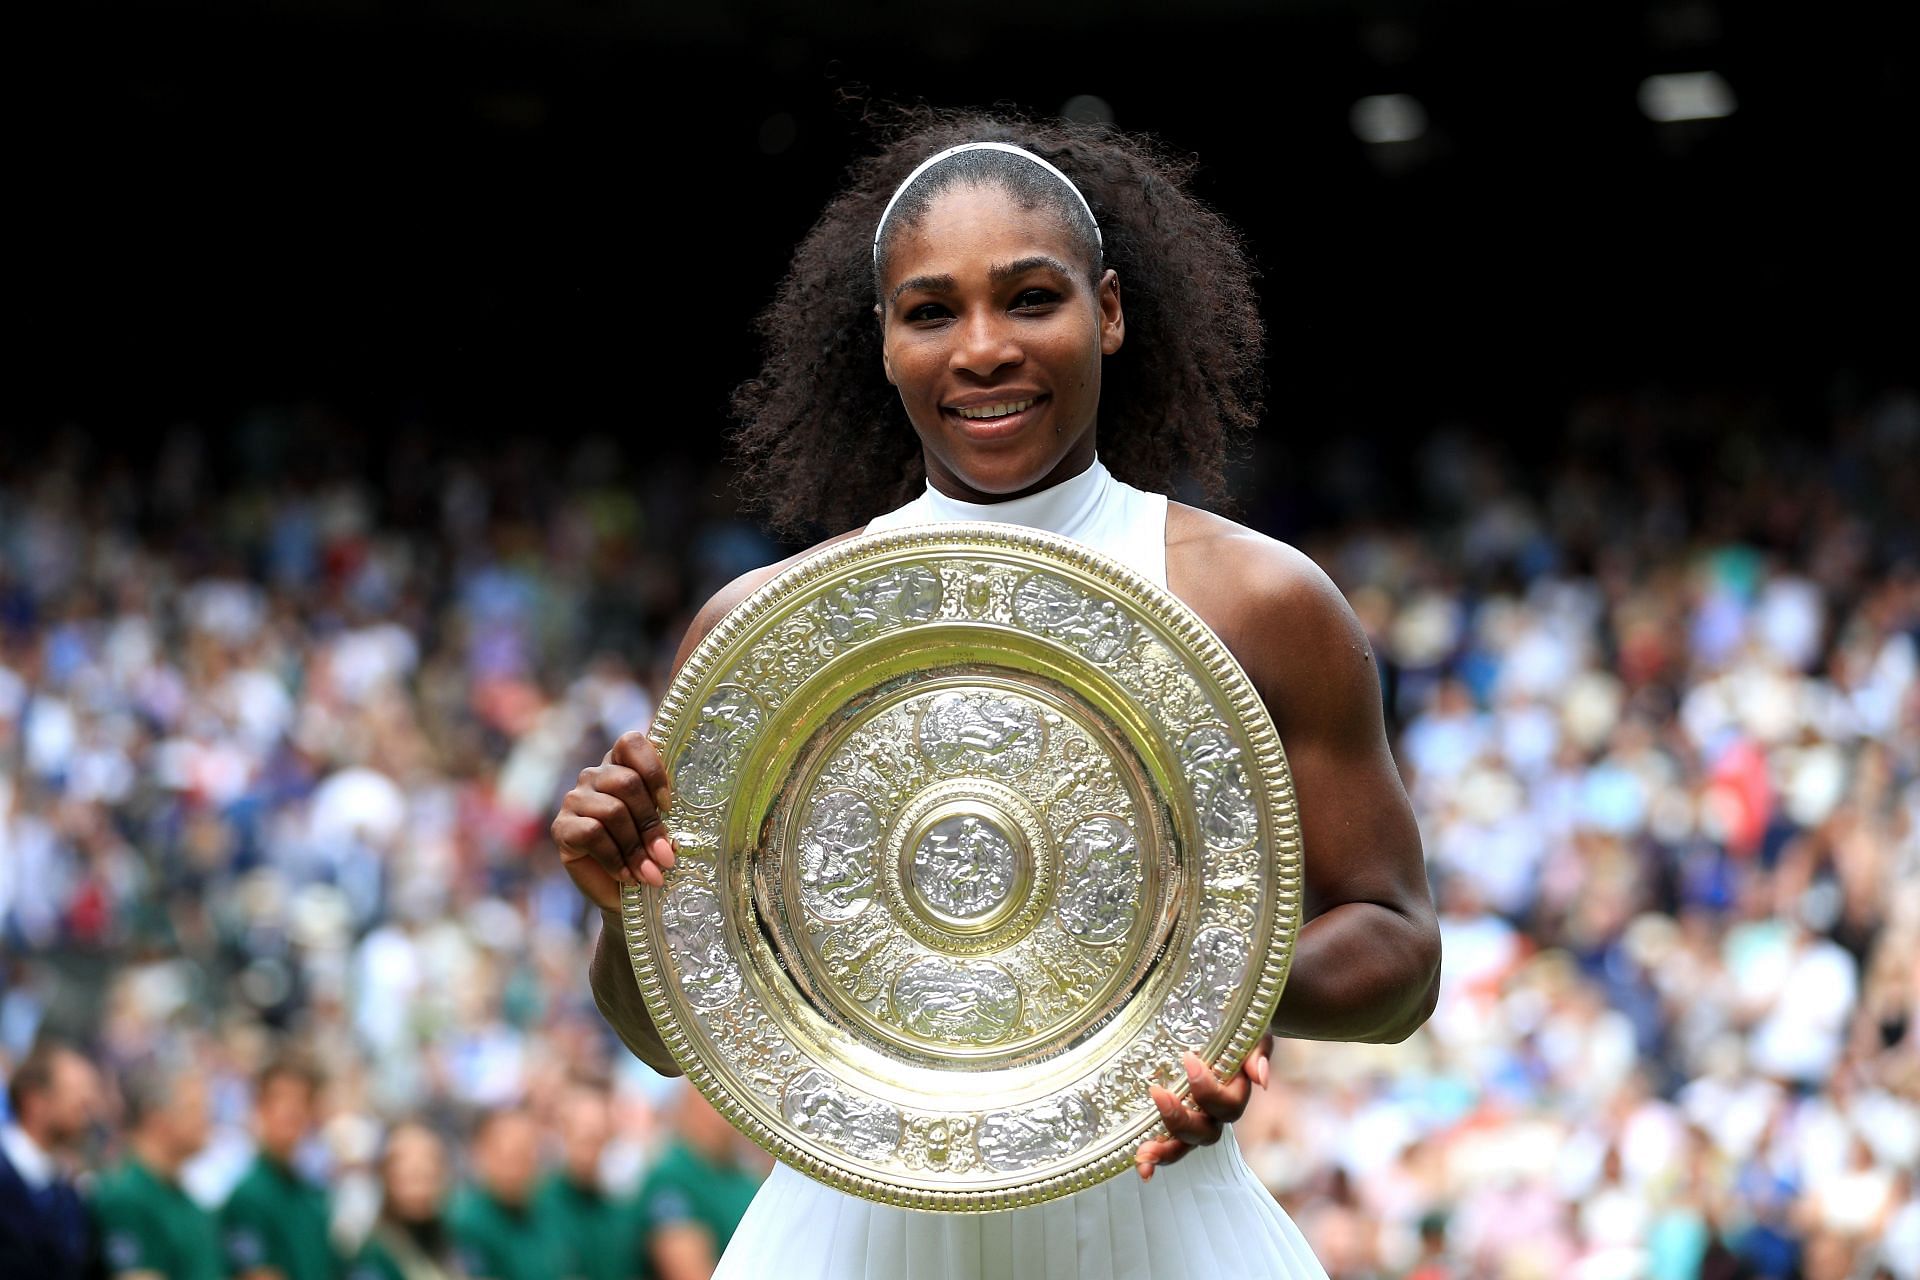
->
<box><xmin>623</xmin><ymin>521</ymin><xmax>1303</xmax><ymax>1211</ymax></box>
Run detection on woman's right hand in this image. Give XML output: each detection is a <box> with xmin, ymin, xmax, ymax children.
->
<box><xmin>551</xmin><ymin>730</ymin><xmax>679</xmax><ymax>911</ymax></box>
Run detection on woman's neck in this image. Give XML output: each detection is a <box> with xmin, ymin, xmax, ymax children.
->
<box><xmin>922</xmin><ymin>432</ymin><xmax>1099</xmax><ymax>505</ymax></box>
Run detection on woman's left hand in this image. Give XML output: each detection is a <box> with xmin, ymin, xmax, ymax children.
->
<box><xmin>1134</xmin><ymin>1034</ymin><xmax>1272</xmax><ymax>1180</ymax></box>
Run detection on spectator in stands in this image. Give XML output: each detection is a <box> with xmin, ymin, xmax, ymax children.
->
<box><xmin>350</xmin><ymin>1122</ymin><xmax>465</xmax><ymax>1280</ymax></box>
<box><xmin>0</xmin><ymin>1038</ymin><xmax>101</xmax><ymax>1279</ymax></box>
<box><xmin>447</xmin><ymin>1107</ymin><xmax>565</xmax><ymax>1280</ymax></box>
<box><xmin>535</xmin><ymin>1078</ymin><xmax>635</xmax><ymax>1280</ymax></box>
<box><xmin>634</xmin><ymin>1086</ymin><xmax>761</xmax><ymax>1280</ymax></box>
<box><xmin>223</xmin><ymin>1055</ymin><xmax>338</xmax><ymax>1280</ymax></box>
<box><xmin>92</xmin><ymin>1059</ymin><xmax>223</xmax><ymax>1280</ymax></box>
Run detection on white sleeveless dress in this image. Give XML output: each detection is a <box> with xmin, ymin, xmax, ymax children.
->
<box><xmin>712</xmin><ymin>458</ymin><xmax>1327</xmax><ymax>1280</ymax></box>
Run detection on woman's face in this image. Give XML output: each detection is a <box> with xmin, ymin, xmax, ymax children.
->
<box><xmin>877</xmin><ymin>182</ymin><xmax>1124</xmax><ymax>503</ymax></box>
<box><xmin>383</xmin><ymin>1125</ymin><xmax>447</xmax><ymax>1222</ymax></box>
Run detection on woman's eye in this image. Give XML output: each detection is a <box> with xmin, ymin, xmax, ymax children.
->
<box><xmin>1012</xmin><ymin>288</ymin><xmax>1060</xmax><ymax>310</ymax></box>
<box><xmin>905</xmin><ymin>303</ymin><xmax>950</xmax><ymax>323</ymax></box>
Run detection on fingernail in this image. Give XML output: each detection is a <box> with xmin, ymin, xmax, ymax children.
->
<box><xmin>1257</xmin><ymin>1058</ymin><xmax>1271</xmax><ymax>1088</ymax></box>
<box><xmin>1184</xmin><ymin>1053</ymin><xmax>1204</xmax><ymax>1082</ymax></box>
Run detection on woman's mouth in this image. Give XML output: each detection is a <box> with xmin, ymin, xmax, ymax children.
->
<box><xmin>942</xmin><ymin>395</ymin><xmax>1048</xmax><ymax>437</ymax></box>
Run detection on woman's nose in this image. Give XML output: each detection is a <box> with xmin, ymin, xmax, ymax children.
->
<box><xmin>948</xmin><ymin>308</ymin><xmax>1022</xmax><ymax>377</ymax></box>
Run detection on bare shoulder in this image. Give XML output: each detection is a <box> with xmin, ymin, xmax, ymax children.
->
<box><xmin>1165</xmin><ymin>504</ymin><xmax>1361</xmax><ymax>648</ymax></box>
<box><xmin>1164</xmin><ymin>503</ymin><xmax>1375</xmax><ymax>730</ymax></box>
<box><xmin>670</xmin><ymin>525</ymin><xmax>870</xmax><ymax>674</ymax></box>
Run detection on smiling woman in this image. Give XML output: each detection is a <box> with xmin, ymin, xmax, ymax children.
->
<box><xmin>728</xmin><ymin>106</ymin><xmax>1266</xmax><ymax>539</ymax></box>
<box><xmin>553</xmin><ymin>104</ymin><xmax>1439</xmax><ymax>1280</ymax></box>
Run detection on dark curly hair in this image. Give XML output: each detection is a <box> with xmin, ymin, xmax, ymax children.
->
<box><xmin>730</xmin><ymin>105</ymin><xmax>1266</xmax><ymax>540</ymax></box>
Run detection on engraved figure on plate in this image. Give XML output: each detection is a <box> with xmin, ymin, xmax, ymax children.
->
<box><xmin>781</xmin><ymin>1067</ymin><xmax>901</xmax><ymax>1161</ymax></box>
<box><xmin>891</xmin><ymin>959</ymin><xmax>1022</xmax><ymax>1045</ymax></box>
<box><xmin>910</xmin><ymin>814</ymin><xmax>1019</xmax><ymax>919</ymax></box>
<box><xmin>1181</xmin><ymin>726</ymin><xmax>1260</xmax><ymax>849</ymax></box>
<box><xmin>1013</xmin><ymin>575</ymin><xmax>1133</xmax><ymax>663</ymax></box>
<box><xmin>917</xmin><ymin>691</ymin><xmax>1044</xmax><ymax>777</ymax></box>
<box><xmin>977</xmin><ymin>1095</ymin><xmax>1098</xmax><ymax>1172</ymax></box>
<box><xmin>818</xmin><ymin>566</ymin><xmax>942</xmax><ymax>645</ymax></box>
<box><xmin>1054</xmin><ymin>815</ymin><xmax>1142</xmax><ymax>944</ymax></box>
<box><xmin>661</xmin><ymin>883</ymin><xmax>741</xmax><ymax>1010</ymax></box>
<box><xmin>1162</xmin><ymin>925</ymin><xmax>1252</xmax><ymax>1046</ymax></box>
<box><xmin>796</xmin><ymin>790</ymin><xmax>882</xmax><ymax>921</ymax></box>
<box><xmin>676</xmin><ymin>687</ymin><xmax>765</xmax><ymax>807</ymax></box>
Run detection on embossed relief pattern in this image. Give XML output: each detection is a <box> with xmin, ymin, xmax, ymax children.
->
<box><xmin>781</xmin><ymin>1068</ymin><xmax>902</xmax><ymax>1160</ymax></box>
<box><xmin>892</xmin><ymin>958</ymin><xmax>1022</xmax><ymax>1044</ymax></box>
<box><xmin>813</xmin><ymin>704</ymin><xmax>930</xmax><ymax>804</ymax></box>
<box><xmin>639</xmin><ymin>543</ymin><xmax>1292</xmax><ymax>1203</ymax></box>
<box><xmin>693</xmin><ymin>1002</ymin><xmax>801</xmax><ymax>1098</ymax></box>
<box><xmin>816</xmin><ymin>909</ymin><xmax>920</xmax><ymax>1005</ymax></box>
<box><xmin>909</xmin><ymin>814</ymin><xmax>1019</xmax><ymax>919</ymax></box>
<box><xmin>938</xmin><ymin>562</ymin><xmax>1020</xmax><ymax>623</ymax></box>
<box><xmin>817</xmin><ymin>566</ymin><xmax>943</xmax><ymax>647</ymax></box>
<box><xmin>1112</xmin><ymin>636</ymin><xmax>1218</xmax><ymax>736</ymax></box>
<box><xmin>661</xmin><ymin>883</ymin><xmax>741</xmax><ymax>1011</ymax></box>
<box><xmin>977</xmin><ymin>1094</ymin><xmax>1099</xmax><ymax>1172</ymax></box>
<box><xmin>1013</xmin><ymin>573</ymin><xmax>1134</xmax><ymax>663</ymax></box>
<box><xmin>917</xmin><ymin>691</ymin><xmax>1045</xmax><ymax>778</ymax></box>
<box><xmin>899</xmin><ymin>1114</ymin><xmax>979</xmax><ymax>1173</ymax></box>
<box><xmin>1054</xmin><ymin>815</ymin><xmax>1142</xmax><ymax>944</ymax></box>
<box><xmin>1162</xmin><ymin>925</ymin><xmax>1252</xmax><ymax>1047</ymax></box>
<box><xmin>675</xmin><ymin>686</ymin><xmax>765</xmax><ymax>808</ymax></box>
<box><xmin>796</xmin><ymin>679</ymin><xmax>1141</xmax><ymax>1048</ymax></box>
<box><xmin>1181</xmin><ymin>726</ymin><xmax>1261</xmax><ymax>849</ymax></box>
<box><xmin>795</xmin><ymin>790</ymin><xmax>881</xmax><ymax>922</ymax></box>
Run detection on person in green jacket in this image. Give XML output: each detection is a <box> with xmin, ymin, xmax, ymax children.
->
<box><xmin>222</xmin><ymin>1056</ymin><xmax>337</xmax><ymax>1280</ymax></box>
<box><xmin>349</xmin><ymin>1122</ymin><xmax>465</xmax><ymax>1280</ymax></box>
<box><xmin>633</xmin><ymin>1086</ymin><xmax>762</xmax><ymax>1280</ymax></box>
<box><xmin>91</xmin><ymin>1059</ymin><xmax>225</xmax><ymax>1280</ymax></box>
<box><xmin>446</xmin><ymin>1107</ymin><xmax>567</xmax><ymax>1280</ymax></box>
<box><xmin>534</xmin><ymin>1080</ymin><xmax>637</xmax><ymax>1280</ymax></box>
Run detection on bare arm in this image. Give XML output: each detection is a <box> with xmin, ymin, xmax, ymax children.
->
<box><xmin>1176</xmin><ymin>521</ymin><xmax>1440</xmax><ymax>1043</ymax></box>
<box><xmin>1138</xmin><ymin>514</ymin><xmax>1441</xmax><ymax>1175</ymax></box>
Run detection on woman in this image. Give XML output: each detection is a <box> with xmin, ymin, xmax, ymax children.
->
<box><xmin>349</xmin><ymin>1123</ymin><xmax>466</xmax><ymax>1280</ymax></box>
<box><xmin>552</xmin><ymin>107</ymin><xmax>1441</xmax><ymax>1278</ymax></box>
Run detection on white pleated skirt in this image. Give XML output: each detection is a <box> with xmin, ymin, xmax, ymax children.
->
<box><xmin>713</xmin><ymin>1128</ymin><xmax>1327</xmax><ymax>1280</ymax></box>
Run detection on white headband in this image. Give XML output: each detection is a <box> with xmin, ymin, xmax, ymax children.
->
<box><xmin>871</xmin><ymin>141</ymin><xmax>1103</xmax><ymax>265</ymax></box>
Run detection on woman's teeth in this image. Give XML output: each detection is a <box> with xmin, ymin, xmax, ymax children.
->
<box><xmin>954</xmin><ymin>399</ymin><xmax>1035</xmax><ymax>420</ymax></box>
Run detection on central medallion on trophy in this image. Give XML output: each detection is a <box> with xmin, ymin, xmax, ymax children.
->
<box><xmin>909</xmin><ymin>810</ymin><xmax>1019</xmax><ymax>924</ymax></box>
<box><xmin>885</xmin><ymin>780</ymin><xmax>1047</xmax><ymax>952</ymax></box>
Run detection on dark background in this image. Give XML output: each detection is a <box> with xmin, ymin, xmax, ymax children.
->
<box><xmin>16</xmin><ymin>0</ymin><xmax>1918</xmax><ymax>475</ymax></box>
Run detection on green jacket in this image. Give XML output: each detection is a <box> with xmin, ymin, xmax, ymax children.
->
<box><xmin>533</xmin><ymin>1174</ymin><xmax>638</xmax><ymax>1280</ymax></box>
<box><xmin>445</xmin><ymin>1186</ymin><xmax>568</xmax><ymax>1280</ymax></box>
<box><xmin>222</xmin><ymin>1153</ymin><xmax>338</xmax><ymax>1280</ymax></box>
<box><xmin>91</xmin><ymin>1158</ymin><xmax>225</xmax><ymax>1280</ymax></box>
<box><xmin>633</xmin><ymin>1141</ymin><xmax>760</xmax><ymax>1280</ymax></box>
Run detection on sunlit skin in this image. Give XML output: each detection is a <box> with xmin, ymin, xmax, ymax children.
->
<box><xmin>555</xmin><ymin>1085</ymin><xmax>612</xmax><ymax>1188</ymax></box>
<box><xmin>559</xmin><ymin>182</ymin><xmax>1439</xmax><ymax>1182</ymax></box>
<box><xmin>128</xmin><ymin>1074</ymin><xmax>210</xmax><ymax>1178</ymax></box>
<box><xmin>381</xmin><ymin>1123</ymin><xmax>448</xmax><ymax>1224</ymax></box>
<box><xmin>472</xmin><ymin>1111</ymin><xmax>540</xmax><ymax>1209</ymax></box>
<box><xmin>254</xmin><ymin>1073</ymin><xmax>316</xmax><ymax>1165</ymax></box>
<box><xmin>12</xmin><ymin>1049</ymin><xmax>102</xmax><ymax>1161</ymax></box>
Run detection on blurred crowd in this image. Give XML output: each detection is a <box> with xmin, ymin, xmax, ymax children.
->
<box><xmin>2</xmin><ymin>386</ymin><xmax>1917</xmax><ymax>1279</ymax></box>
